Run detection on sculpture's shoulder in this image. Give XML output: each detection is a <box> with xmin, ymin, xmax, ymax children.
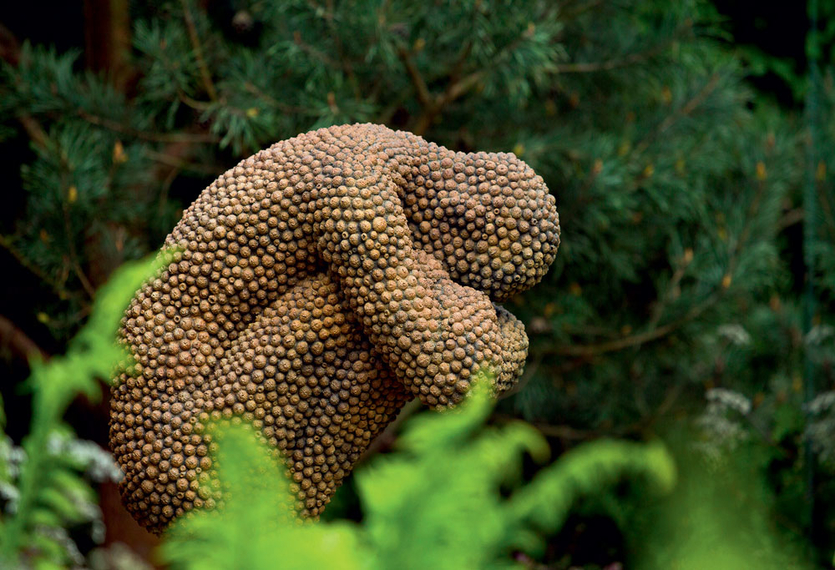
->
<box><xmin>163</xmin><ymin>123</ymin><xmax>432</xmax><ymax>247</ymax></box>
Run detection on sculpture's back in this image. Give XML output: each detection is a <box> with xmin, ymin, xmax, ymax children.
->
<box><xmin>109</xmin><ymin>124</ymin><xmax>560</xmax><ymax>533</ymax></box>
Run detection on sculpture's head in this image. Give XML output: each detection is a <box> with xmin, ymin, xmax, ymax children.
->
<box><xmin>407</xmin><ymin>151</ymin><xmax>560</xmax><ymax>303</ymax></box>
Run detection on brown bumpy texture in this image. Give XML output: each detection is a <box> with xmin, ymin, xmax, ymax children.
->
<box><xmin>109</xmin><ymin>124</ymin><xmax>560</xmax><ymax>533</ymax></box>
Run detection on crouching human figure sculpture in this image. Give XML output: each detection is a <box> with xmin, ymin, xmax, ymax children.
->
<box><xmin>109</xmin><ymin>124</ymin><xmax>560</xmax><ymax>533</ymax></box>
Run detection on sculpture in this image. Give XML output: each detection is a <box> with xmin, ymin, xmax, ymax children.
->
<box><xmin>109</xmin><ymin>124</ymin><xmax>560</xmax><ymax>533</ymax></box>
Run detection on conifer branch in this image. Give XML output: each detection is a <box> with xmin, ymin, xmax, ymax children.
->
<box><xmin>556</xmin><ymin>0</ymin><xmax>605</xmax><ymax>20</ymax></box>
<box><xmin>555</xmin><ymin>39</ymin><xmax>675</xmax><ymax>73</ymax></box>
<box><xmin>77</xmin><ymin>110</ymin><xmax>219</xmax><ymax>143</ymax></box>
<box><xmin>0</xmin><ymin>314</ymin><xmax>48</xmax><ymax>361</ymax></box>
<box><xmin>0</xmin><ymin>235</ymin><xmax>80</xmax><ymax>303</ymax></box>
<box><xmin>180</xmin><ymin>0</ymin><xmax>218</xmax><ymax>101</ymax></box>
<box><xmin>778</xmin><ymin>207</ymin><xmax>804</xmax><ymax>230</ymax></box>
<box><xmin>508</xmin><ymin>382</ymin><xmax>683</xmax><ymax>442</ymax></box>
<box><xmin>818</xmin><ymin>176</ymin><xmax>835</xmax><ymax>241</ymax></box>
<box><xmin>15</xmin><ymin>114</ymin><xmax>49</xmax><ymax>148</ymax></box>
<box><xmin>645</xmin><ymin>253</ymin><xmax>692</xmax><ymax>330</ymax></box>
<box><xmin>555</xmin><ymin>19</ymin><xmax>691</xmax><ymax>74</ymax></box>
<box><xmin>63</xmin><ymin>206</ymin><xmax>97</xmax><ymax>299</ymax></box>
<box><xmin>144</xmin><ymin>148</ymin><xmax>225</xmax><ymax>175</ymax></box>
<box><xmin>309</xmin><ymin>0</ymin><xmax>361</xmax><ymax>100</ymax></box>
<box><xmin>552</xmin><ymin>293</ymin><xmax>718</xmax><ymax>357</ymax></box>
<box><xmin>412</xmin><ymin>70</ymin><xmax>486</xmax><ymax>136</ymax></box>
<box><xmin>634</xmin><ymin>72</ymin><xmax>722</xmax><ymax>154</ymax></box>
<box><xmin>178</xmin><ymin>91</ymin><xmax>213</xmax><ymax>111</ymax></box>
<box><xmin>407</xmin><ymin>22</ymin><xmax>540</xmax><ymax>135</ymax></box>
<box><xmin>241</xmin><ymin>82</ymin><xmax>307</xmax><ymax>114</ymax></box>
<box><xmin>292</xmin><ymin>30</ymin><xmax>341</xmax><ymax>69</ymax></box>
<box><xmin>398</xmin><ymin>47</ymin><xmax>432</xmax><ymax>108</ymax></box>
<box><xmin>0</xmin><ymin>25</ymin><xmax>50</xmax><ymax>148</ymax></box>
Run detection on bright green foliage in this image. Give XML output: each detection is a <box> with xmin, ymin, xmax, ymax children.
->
<box><xmin>162</xmin><ymin>382</ymin><xmax>676</xmax><ymax>570</ymax></box>
<box><xmin>627</xmin><ymin>429</ymin><xmax>813</xmax><ymax>570</ymax></box>
<box><xmin>0</xmin><ymin>256</ymin><xmax>163</xmax><ymax>568</ymax></box>
<box><xmin>160</xmin><ymin>421</ymin><xmax>366</xmax><ymax>570</ymax></box>
<box><xmin>0</xmin><ymin>257</ymin><xmax>814</xmax><ymax>569</ymax></box>
<box><xmin>506</xmin><ymin>438</ymin><xmax>675</xmax><ymax>544</ymax></box>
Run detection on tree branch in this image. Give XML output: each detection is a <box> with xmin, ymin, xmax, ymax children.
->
<box><xmin>77</xmin><ymin>110</ymin><xmax>219</xmax><ymax>143</ymax></box>
<box><xmin>634</xmin><ymin>72</ymin><xmax>722</xmax><ymax>155</ymax></box>
<box><xmin>0</xmin><ymin>235</ymin><xmax>80</xmax><ymax>303</ymax></box>
<box><xmin>0</xmin><ymin>315</ymin><xmax>48</xmax><ymax>361</ymax></box>
<box><xmin>556</xmin><ymin>43</ymin><xmax>670</xmax><ymax>73</ymax></box>
<box><xmin>310</xmin><ymin>0</ymin><xmax>362</xmax><ymax>101</ymax></box>
<box><xmin>63</xmin><ymin>203</ymin><xmax>97</xmax><ymax>298</ymax></box>
<box><xmin>404</xmin><ymin>22</ymin><xmax>538</xmax><ymax>135</ymax></box>
<box><xmin>0</xmin><ymin>23</ymin><xmax>51</xmax><ymax>148</ymax></box>
<box><xmin>293</xmin><ymin>30</ymin><xmax>342</xmax><ymax>69</ymax></box>
<box><xmin>556</xmin><ymin>21</ymin><xmax>691</xmax><ymax>74</ymax></box>
<box><xmin>777</xmin><ymin>207</ymin><xmax>804</xmax><ymax>230</ymax></box>
<box><xmin>180</xmin><ymin>0</ymin><xmax>218</xmax><ymax>101</ymax></box>
<box><xmin>412</xmin><ymin>70</ymin><xmax>485</xmax><ymax>136</ymax></box>
<box><xmin>551</xmin><ymin>293</ymin><xmax>719</xmax><ymax>358</ymax></box>
<box><xmin>556</xmin><ymin>0</ymin><xmax>605</xmax><ymax>20</ymax></box>
<box><xmin>398</xmin><ymin>47</ymin><xmax>432</xmax><ymax>108</ymax></box>
<box><xmin>498</xmin><ymin>382</ymin><xmax>684</xmax><ymax>443</ymax></box>
<box><xmin>144</xmin><ymin>148</ymin><xmax>225</xmax><ymax>176</ymax></box>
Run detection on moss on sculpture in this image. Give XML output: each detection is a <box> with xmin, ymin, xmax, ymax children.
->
<box><xmin>109</xmin><ymin>124</ymin><xmax>560</xmax><ymax>533</ymax></box>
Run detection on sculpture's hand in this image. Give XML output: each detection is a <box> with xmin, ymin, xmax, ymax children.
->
<box><xmin>493</xmin><ymin>305</ymin><xmax>529</xmax><ymax>395</ymax></box>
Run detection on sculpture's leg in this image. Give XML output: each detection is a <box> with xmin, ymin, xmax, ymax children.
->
<box><xmin>110</xmin><ymin>367</ymin><xmax>210</xmax><ymax>533</ymax></box>
<box><xmin>112</xmin><ymin>272</ymin><xmax>410</xmax><ymax>532</ymax></box>
<box><xmin>206</xmin><ymin>272</ymin><xmax>411</xmax><ymax>517</ymax></box>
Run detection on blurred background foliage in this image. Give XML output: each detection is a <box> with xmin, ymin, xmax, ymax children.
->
<box><xmin>0</xmin><ymin>0</ymin><xmax>834</xmax><ymax>567</ymax></box>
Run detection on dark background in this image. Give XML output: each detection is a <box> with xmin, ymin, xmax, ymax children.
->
<box><xmin>0</xmin><ymin>0</ymin><xmax>813</xmax><ymax>438</ymax></box>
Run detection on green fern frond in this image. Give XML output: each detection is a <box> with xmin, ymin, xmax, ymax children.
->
<box><xmin>161</xmin><ymin>382</ymin><xmax>676</xmax><ymax>570</ymax></box>
<box><xmin>162</xmin><ymin>421</ymin><xmax>367</xmax><ymax>570</ymax></box>
<box><xmin>0</xmin><ymin>256</ymin><xmax>164</xmax><ymax>567</ymax></box>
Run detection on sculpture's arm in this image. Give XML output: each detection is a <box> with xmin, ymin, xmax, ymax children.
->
<box><xmin>316</xmin><ymin>156</ymin><xmax>506</xmax><ymax>408</ymax></box>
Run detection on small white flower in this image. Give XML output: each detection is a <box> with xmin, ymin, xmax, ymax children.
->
<box><xmin>807</xmin><ymin>391</ymin><xmax>835</xmax><ymax>415</ymax></box>
<box><xmin>717</xmin><ymin>324</ymin><xmax>752</xmax><ymax>346</ymax></box>
<box><xmin>706</xmin><ymin>387</ymin><xmax>752</xmax><ymax>415</ymax></box>
<box><xmin>47</xmin><ymin>434</ymin><xmax>124</xmax><ymax>483</ymax></box>
<box><xmin>806</xmin><ymin>325</ymin><xmax>835</xmax><ymax>346</ymax></box>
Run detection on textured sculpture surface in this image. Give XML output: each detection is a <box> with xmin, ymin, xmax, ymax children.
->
<box><xmin>109</xmin><ymin>124</ymin><xmax>560</xmax><ymax>533</ymax></box>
